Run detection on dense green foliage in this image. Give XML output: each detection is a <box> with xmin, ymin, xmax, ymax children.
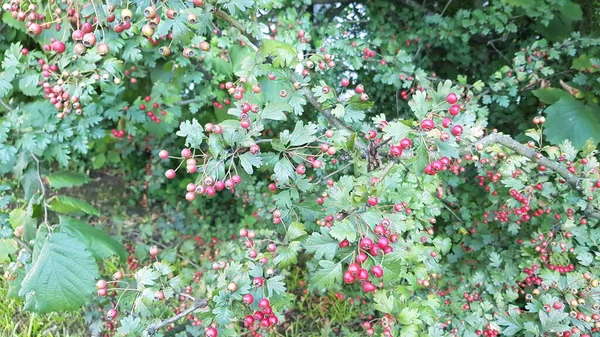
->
<box><xmin>2</xmin><ymin>0</ymin><xmax>600</xmax><ymax>336</ymax></box>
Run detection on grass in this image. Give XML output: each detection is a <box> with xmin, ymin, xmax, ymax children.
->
<box><xmin>0</xmin><ymin>282</ymin><xmax>87</xmax><ymax>337</ymax></box>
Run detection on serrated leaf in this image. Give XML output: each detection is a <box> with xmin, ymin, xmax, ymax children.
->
<box><xmin>329</xmin><ymin>219</ymin><xmax>357</xmax><ymax>243</ymax></box>
<box><xmin>217</xmin><ymin>0</ymin><xmax>253</xmax><ymax>15</ymax></box>
<box><xmin>117</xmin><ymin>316</ymin><xmax>141</xmax><ymax>335</ymax></box>
<box><xmin>310</xmin><ymin>260</ymin><xmax>342</xmax><ymax>289</ymax></box>
<box><xmin>373</xmin><ymin>291</ymin><xmax>394</xmax><ymax>313</ymax></box>
<box><xmin>58</xmin><ymin>216</ymin><xmax>127</xmax><ymax>262</ymax></box>
<box><xmin>261</xmin><ymin>101</ymin><xmax>290</xmax><ymax>121</ymax></box>
<box><xmin>289</xmin><ymin>121</ymin><xmax>318</xmax><ymax>146</ymax></box>
<box><xmin>19</xmin><ymin>232</ymin><xmax>99</xmax><ymax>313</ymax></box>
<box><xmin>332</xmin><ymin>104</ymin><xmax>345</xmax><ymax>118</ymax></box>
<box><xmin>239</xmin><ymin>152</ymin><xmax>262</xmax><ymax>175</ymax></box>
<box><xmin>304</xmin><ymin>228</ymin><xmax>338</xmax><ymax>260</ymax></box>
<box><xmin>383</xmin><ymin>121</ymin><xmax>411</xmax><ymax>143</ymax></box>
<box><xmin>46</xmin><ymin>172</ymin><xmax>89</xmax><ymax>189</ymax></box>
<box><xmin>135</xmin><ymin>267</ymin><xmax>160</xmax><ymax>290</ymax></box>
<box><xmin>266</xmin><ymin>274</ymin><xmax>286</xmax><ymax>296</ymax></box>
<box><xmin>408</xmin><ymin>90</ymin><xmax>428</xmax><ymax>120</ymax></box>
<box><xmin>273</xmin><ymin>243</ymin><xmax>299</xmax><ymax>268</ymax></box>
<box><xmin>257</xmin><ymin>39</ymin><xmax>297</xmax><ymax>67</ymax></box>
<box><xmin>273</xmin><ymin>157</ymin><xmax>294</xmax><ymax>184</ymax></box>
<box><xmin>177</xmin><ymin>119</ymin><xmax>205</xmax><ymax>148</ymax></box>
<box><xmin>285</xmin><ymin>222</ymin><xmax>307</xmax><ymax>242</ymax></box>
<box><xmin>47</xmin><ymin>196</ymin><xmax>100</xmax><ymax>216</ymax></box>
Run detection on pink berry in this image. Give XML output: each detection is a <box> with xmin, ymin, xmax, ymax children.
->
<box><xmin>446</xmin><ymin>93</ymin><xmax>458</xmax><ymax>104</ymax></box>
<box><xmin>165</xmin><ymin>169</ymin><xmax>176</xmax><ymax>179</ymax></box>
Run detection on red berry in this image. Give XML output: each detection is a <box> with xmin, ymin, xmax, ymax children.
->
<box><xmin>446</xmin><ymin>93</ymin><xmax>458</xmax><ymax>104</ymax></box>
<box><xmin>420</xmin><ymin>119</ymin><xmax>435</xmax><ymax>131</ymax></box>
<box><xmin>371</xmin><ymin>265</ymin><xmax>384</xmax><ymax>278</ymax></box>
<box><xmin>367</xmin><ymin>196</ymin><xmax>378</xmax><ymax>206</ymax></box>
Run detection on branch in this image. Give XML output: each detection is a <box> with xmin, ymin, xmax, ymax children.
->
<box><xmin>213</xmin><ymin>9</ymin><xmax>260</xmax><ymax>49</ymax></box>
<box><xmin>14</xmin><ymin>237</ymin><xmax>33</xmax><ymax>254</ymax></box>
<box><xmin>30</xmin><ymin>154</ymin><xmax>49</xmax><ymax>227</ymax></box>
<box><xmin>145</xmin><ymin>297</ymin><xmax>208</xmax><ymax>335</ymax></box>
<box><xmin>0</xmin><ymin>98</ymin><xmax>14</xmax><ymax>111</ymax></box>
<box><xmin>301</xmin><ymin>89</ymin><xmax>368</xmax><ymax>154</ymax></box>
<box><xmin>469</xmin><ymin>133</ymin><xmax>600</xmax><ymax>220</ymax></box>
<box><xmin>211</xmin><ymin>9</ymin><xmax>369</xmax><ymax>156</ymax></box>
<box><xmin>311</xmin><ymin>0</ymin><xmax>433</xmax><ymax>13</ymax></box>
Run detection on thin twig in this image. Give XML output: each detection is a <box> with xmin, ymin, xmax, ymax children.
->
<box><xmin>301</xmin><ymin>89</ymin><xmax>368</xmax><ymax>155</ymax></box>
<box><xmin>0</xmin><ymin>98</ymin><xmax>14</xmax><ymax>111</ymax></box>
<box><xmin>437</xmin><ymin>196</ymin><xmax>463</xmax><ymax>222</ymax></box>
<box><xmin>213</xmin><ymin>9</ymin><xmax>259</xmax><ymax>50</ymax></box>
<box><xmin>440</xmin><ymin>0</ymin><xmax>453</xmax><ymax>16</ymax></box>
<box><xmin>14</xmin><ymin>237</ymin><xmax>33</xmax><ymax>254</ymax></box>
<box><xmin>145</xmin><ymin>296</ymin><xmax>208</xmax><ymax>335</ymax></box>
<box><xmin>372</xmin><ymin>137</ymin><xmax>393</xmax><ymax>151</ymax></box>
<box><xmin>317</xmin><ymin>162</ymin><xmax>353</xmax><ymax>184</ymax></box>
<box><xmin>467</xmin><ymin>133</ymin><xmax>600</xmax><ymax>220</ymax></box>
<box><xmin>30</xmin><ymin>154</ymin><xmax>49</xmax><ymax>228</ymax></box>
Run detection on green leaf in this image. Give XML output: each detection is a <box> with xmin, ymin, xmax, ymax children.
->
<box><xmin>46</xmin><ymin>172</ymin><xmax>89</xmax><ymax>189</ymax></box>
<box><xmin>18</xmin><ymin>73</ymin><xmax>40</xmax><ymax>96</ymax></box>
<box><xmin>289</xmin><ymin>121</ymin><xmax>318</xmax><ymax>147</ymax></box>
<box><xmin>332</xmin><ymin>104</ymin><xmax>345</xmax><ymax>118</ymax></box>
<box><xmin>539</xmin><ymin>310</ymin><xmax>569</xmax><ymax>332</ymax></box>
<box><xmin>58</xmin><ymin>216</ymin><xmax>127</xmax><ymax>262</ymax></box>
<box><xmin>92</xmin><ymin>154</ymin><xmax>106</xmax><ymax>169</ymax></box>
<box><xmin>117</xmin><ymin>316</ymin><xmax>142</xmax><ymax>336</ymax></box>
<box><xmin>329</xmin><ymin>219</ymin><xmax>357</xmax><ymax>243</ymax></box>
<box><xmin>216</xmin><ymin>0</ymin><xmax>253</xmax><ymax>15</ymax></box>
<box><xmin>273</xmin><ymin>243</ymin><xmax>299</xmax><ymax>268</ymax></box>
<box><xmin>261</xmin><ymin>102</ymin><xmax>290</xmax><ymax>121</ymax></box>
<box><xmin>304</xmin><ymin>228</ymin><xmax>338</xmax><ymax>260</ymax></box>
<box><xmin>532</xmin><ymin>88</ymin><xmax>571</xmax><ymax>105</ymax></box>
<box><xmin>408</xmin><ymin>90</ymin><xmax>428</xmax><ymax>120</ymax></box>
<box><xmin>0</xmin><ymin>239</ymin><xmax>16</xmax><ymax>263</ymax></box>
<box><xmin>383</xmin><ymin>121</ymin><xmax>411</xmax><ymax>143</ymax></box>
<box><xmin>176</xmin><ymin>119</ymin><xmax>205</xmax><ymax>148</ymax></box>
<box><xmin>273</xmin><ymin>157</ymin><xmax>294</xmax><ymax>184</ymax></box>
<box><xmin>543</xmin><ymin>97</ymin><xmax>600</xmax><ymax>149</ymax></box>
<box><xmin>285</xmin><ymin>222</ymin><xmax>307</xmax><ymax>242</ymax></box>
<box><xmin>373</xmin><ymin>290</ymin><xmax>395</xmax><ymax>313</ymax></box>
<box><xmin>310</xmin><ymin>260</ymin><xmax>342</xmax><ymax>289</ymax></box>
<box><xmin>257</xmin><ymin>39</ymin><xmax>297</xmax><ymax>67</ymax></box>
<box><xmin>19</xmin><ymin>232</ymin><xmax>99</xmax><ymax>313</ymax></box>
<box><xmin>47</xmin><ymin>196</ymin><xmax>100</xmax><ymax>216</ymax></box>
<box><xmin>135</xmin><ymin>267</ymin><xmax>160</xmax><ymax>290</ymax></box>
<box><xmin>348</xmin><ymin>95</ymin><xmax>374</xmax><ymax>111</ymax></box>
<box><xmin>266</xmin><ymin>274</ymin><xmax>286</xmax><ymax>296</ymax></box>
<box><xmin>496</xmin><ymin>307</ymin><xmax>524</xmax><ymax>336</ymax></box>
<box><xmin>9</xmin><ymin>207</ymin><xmax>36</xmax><ymax>242</ymax></box>
<box><xmin>398</xmin><ymin>307</ymin><xmax>421</xmax><ymax>325</ymax></box>
<box><xmin>560</xmin><ymin>1</ymin><xmax>582</xmax><ymax>20</ymax></box>
<box><xmin>238</xmin><ymin>152</ymin><xmax>262</xmax><ymax>175</ymax></box>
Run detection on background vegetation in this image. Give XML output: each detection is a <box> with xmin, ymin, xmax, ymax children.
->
<box><xmin>1</xmin><ymin>0</ymin><xmax>600</xmax><ymax>336</ymax></box>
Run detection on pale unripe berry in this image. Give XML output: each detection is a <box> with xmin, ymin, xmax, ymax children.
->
<box><xmin>165</xmin><ymin>169</ymin><xmax>176</xmax><ymax>179</ymax></box>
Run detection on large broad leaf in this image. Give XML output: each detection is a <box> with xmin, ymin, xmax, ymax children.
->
<box><xmin>543</xmin><ymin>97</ymin><xmax>600</xmax><ymax>149</ymax></box>
<box><xmin>532</xmin><ymin>88</ymin><xmax>571</xmax><ymax>105</ymax></box>
<box><xmin>19</xmin><ymin>232</ymin><xmax>99</xmax><ymax>313</ymax></box>
<box><xmin>47</xmin><ymin>196</ymin><xmax>100</xmax><ymax>216</ymax></box>
<box><xmin>58</xmin><ymin>216</ymin><xmax>127</xmax><ymax>262</ymax></box>
<box><xmin>46</xmin><ymin>172</ymin><xmax>89</xmax><ymax>189</ymax></box>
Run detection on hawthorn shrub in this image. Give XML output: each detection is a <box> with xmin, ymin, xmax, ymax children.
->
<box><xmin>1</xmin><ymin>0</ymin><xmax>600</xmax><ymax>336</ymax></box>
